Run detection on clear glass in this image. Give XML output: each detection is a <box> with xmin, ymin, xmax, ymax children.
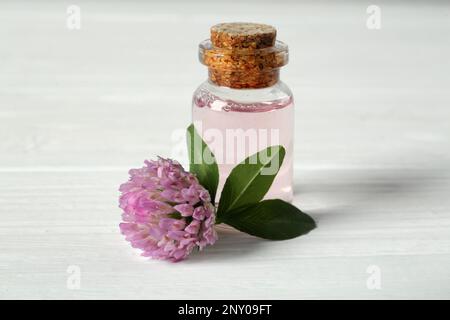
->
<box><xmin>192</xmin><ymin>80</ymin><xmax>294</xmax><ymax>203</ymax></box>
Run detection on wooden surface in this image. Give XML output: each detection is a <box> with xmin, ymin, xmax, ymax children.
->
<box><xmin>0</xmin><ymin>0</ymin><xmax>449</xmax><ymax>299</ymax></box>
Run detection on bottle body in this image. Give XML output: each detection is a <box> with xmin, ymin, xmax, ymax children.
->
<box><xmin>192</xmin><ymin>80</ymin><xmax>294</xmax><ymax>203</ymax></box>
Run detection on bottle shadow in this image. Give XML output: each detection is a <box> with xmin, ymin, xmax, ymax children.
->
<box><xmin>294</xmin><ymin>166</ymin><xmax>447</xmax><ymax>225</ymax></box>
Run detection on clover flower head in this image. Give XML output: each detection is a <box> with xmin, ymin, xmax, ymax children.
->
<box><xmin>119</xmin><ymin>157</ymin><xmax>217</xmax><ymax>262</ymax></box>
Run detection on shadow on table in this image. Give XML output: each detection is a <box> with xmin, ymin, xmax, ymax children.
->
<box><xmin>295</xmin><ymin>166</ymin><xmax>448</xmax><ymax>224</ymax></box>
<box><xmin>186</xmin><ymin>225</ymin><xmax>267</xmax><ymax>263</ymax></box>
<box><xmin>189</xmin><ymin>166</ymin><xmax>448</xmax><ymax>262</ymax></box>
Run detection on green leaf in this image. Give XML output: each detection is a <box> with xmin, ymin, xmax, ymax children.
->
<box><xmin>221</xmin><ymin>199</ymin><xmax>316</xmax><ymax>240</ymax></box>
<box><xmin>217</xmin><ymin>145</ymin><xmax>285</xmax><ymax>218</ymax></box>
<box><xmin>186</xmin><ymin>124</ymin><xmax>219</xmax><ymax>202</ymax></box>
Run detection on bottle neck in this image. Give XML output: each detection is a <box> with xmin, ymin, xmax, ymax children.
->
<box><xmin>208</xmin><ymin>68</ymin><xmax>280</xmax><ymax>89</ymax></box>
<box><xmin>193</xmin><ymin>80</ymin><xmax>293</xmax><ymax>113</ymax></box>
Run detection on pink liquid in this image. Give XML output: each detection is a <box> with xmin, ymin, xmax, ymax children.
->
<box><xmin>192</xmin><ymin>90</ymin><xmax>294</xmax><ymax>203</ymax></box>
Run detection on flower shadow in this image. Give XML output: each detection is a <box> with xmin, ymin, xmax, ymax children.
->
<box><xmin>186</xmin><ymin>225</ymin><xmax>266</xmax><ymax>263</ymax></box>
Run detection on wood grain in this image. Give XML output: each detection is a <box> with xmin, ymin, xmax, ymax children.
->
<box><xmin>0</xmin><ymin>0</ymin><xmax>449</xmax><ymax>299</ymax></box>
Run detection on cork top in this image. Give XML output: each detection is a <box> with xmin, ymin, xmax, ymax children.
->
<box><xmin>211</xmin><ymin>22</ymin><xmax>276</xmax><ymax>49</ymax></box>
<box><xmin>199</xmin><ymin>22</ymin><xmax>288</xmax><ymax>89</ymax></box>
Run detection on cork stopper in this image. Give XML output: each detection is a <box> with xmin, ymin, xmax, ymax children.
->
<box><xmin>199</xmin><ymin>22</ymin><xmax>288</xmax><ymax>89</ymax></box>
<box><xmin>211</xmin><ymin>22</ymin><xmax>276</xmax><ymax>49</ymax></box>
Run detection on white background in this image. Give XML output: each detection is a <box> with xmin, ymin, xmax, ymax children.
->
<box><xmin>0</xmin><ymin>0</ymin><xmax>449</xmax><ymax>299</ymax></box>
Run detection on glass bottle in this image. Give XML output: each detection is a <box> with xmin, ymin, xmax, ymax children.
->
<box><xmin>192</xmin><ymin>23</ymin><xmax>294</xmax><ymax>203</ymax></box>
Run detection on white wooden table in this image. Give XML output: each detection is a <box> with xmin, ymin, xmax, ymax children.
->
<box><xmin>1</xmin><ymin>0</ymin><xmax>449</xmax><ymax>299</ymax></box>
